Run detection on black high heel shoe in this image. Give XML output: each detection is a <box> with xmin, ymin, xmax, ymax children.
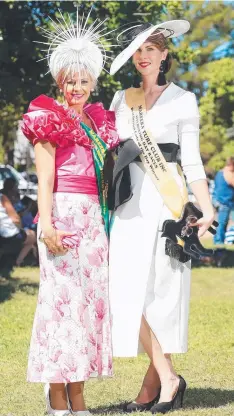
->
<box><xmin>125</xmin><ymin>390</ymin><xmax>161</xmax><ymax>413</ymax></box>
<box><xmin>150</xmin><ymin>376</ymin><xmax>186</xmax><ymax>414</ymax></box>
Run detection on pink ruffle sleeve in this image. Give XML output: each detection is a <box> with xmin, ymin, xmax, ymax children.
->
<box><xmin>21</xmin><ymin>95</ymin><xmax>91</xmax><ymax>148</ymax></box>
<box><xmin>85</xmin><ymin>103</ymin><xmax>119</xmax><ymax>150</ymax></box>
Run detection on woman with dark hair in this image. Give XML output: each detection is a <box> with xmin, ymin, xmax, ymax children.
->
<box><xmin>108</xmin><ymin>21</ymin><xmax>215</xmax><ymax>413</ymax></box>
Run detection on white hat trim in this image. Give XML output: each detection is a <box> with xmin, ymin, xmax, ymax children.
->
<box><xmin>110</xmin><ymin>20</ymin><xmax>190</xmax><ymax>75</ymax></box>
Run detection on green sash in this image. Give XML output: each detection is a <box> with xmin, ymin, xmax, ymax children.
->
<box><xmin>80</xmin><ymin>122</ymin><xmax>109</xmax><ymax>236</ymax></box>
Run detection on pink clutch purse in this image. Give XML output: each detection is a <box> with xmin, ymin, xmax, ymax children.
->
<box><xmin>39</xmin><ymin>219</ymin><xmax>80</xmax><ymax>249</ymax></box>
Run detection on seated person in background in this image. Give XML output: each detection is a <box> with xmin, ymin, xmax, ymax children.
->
<box><xmin>2</xmin><ymin>177</ymin><xmax>19</xmax><ymax>205</ymax></box>
<box><xmin>0</xmin><ymin>192</ymin><xmax>37</xmax><ymax>267</ymax></box>
<box><xmin>213</xmin><ymin>157</ymin><xmax>234</xmax><ymax>244</ymax></box>
<box><xmin>3</xmin><ymin>177</ymin><xmax>36</xmax><ymax>231</ymax></box>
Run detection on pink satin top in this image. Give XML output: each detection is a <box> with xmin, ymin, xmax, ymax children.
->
<box><xmin>53</xmin><ymin>145</ymin><xmax>98</xmax><ymax>195</ymax></box>
<box><xmin>21</xmin><ymin>95</ymin><xmax>119</xmax><ymax>196</ymax></box>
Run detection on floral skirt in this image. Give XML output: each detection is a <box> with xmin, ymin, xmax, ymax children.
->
<box><xmin>27</xmin><ymin>192</ymin><xmax>113</xmax><ymax>383</ymax></box>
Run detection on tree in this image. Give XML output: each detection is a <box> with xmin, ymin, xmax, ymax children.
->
<box><xmin>170</xmin><ymin>1</ymin><xmax>234</xmax><ymax>169</ymax></box>
<box><xmin>0</xmin><ymin>0</ymin><xmax>182</xmax><ymax>163</ymax></box>
<box><xmin>174</xmin><ymin>1</ymin><xmax>234</xmax><ymax>94</ymax></box>
<box><xmin>0</xmin><ymin>0</ymin><xmax>233</xmax><ymax>170</ymax></box>
<box><xmin>198</xmin><ymin>58</ymin><xmax>234</xmax><ymax>169</ymax></box>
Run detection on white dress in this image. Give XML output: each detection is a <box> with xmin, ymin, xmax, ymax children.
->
<box><xmin>109</xmin><ymin>82</ymin><xmax>206</xmax><ymax>356</ymax></box>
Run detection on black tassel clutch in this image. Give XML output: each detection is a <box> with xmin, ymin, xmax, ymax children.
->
<box><xmin>165</xmin><ymin>239</ymin><xmax>190</xmax><ymax>263</ymax></box>
<box><xmin>162</xmin><ymin>202</ymin><xmax>218</xmax><ymax>263</ymax></box>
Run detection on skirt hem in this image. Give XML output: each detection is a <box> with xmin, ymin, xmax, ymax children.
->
<box><xmin>27</xmin><ymin>372</ymin><xmax>114</xmax><ymax>383</ymax></box>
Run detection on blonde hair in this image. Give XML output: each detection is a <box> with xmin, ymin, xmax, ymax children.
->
<box><xmin>56</xmin><ymin>68</ymin><xmax>96</xmax><ymax>90</ymax></box>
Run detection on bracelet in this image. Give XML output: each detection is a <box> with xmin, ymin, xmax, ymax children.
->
<box><xmin>42</xmin><ymin>228</ymin><xmax>57</xmax><ymax>240</ymax></box>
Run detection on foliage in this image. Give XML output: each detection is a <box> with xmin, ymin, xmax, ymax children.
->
<box><xmin>198</xmin><ymin>58</ymin><xmax>234</xmax><ymax>169</ymax></box>
<box><xmin>0</xmin><ymin>1</ymin><xmax>234</xmax><ymax>170</ymax></box>
<box><xmin>175</xmin><ymin>1</ymin><xmax>234</xmax><ymax>170</ymax></box>
<box><xmin>0</xmin><ymin>1</ymin><xmax>173</xmax><ymax>161</ymax></box>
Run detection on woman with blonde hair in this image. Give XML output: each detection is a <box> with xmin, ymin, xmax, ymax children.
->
<box><xmin>22</xmin><ymin>10</ymin><xmax>118</xmax><ymax>416</ymax></box>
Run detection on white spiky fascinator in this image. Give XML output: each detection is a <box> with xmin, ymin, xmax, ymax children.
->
<box><xmin>38</xmin><ymin>7</ymin><xmax>113</xmax><ymax>83</ymax></box>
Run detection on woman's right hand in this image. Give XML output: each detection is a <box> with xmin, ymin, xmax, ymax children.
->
<box><xmin>42</xmin><ymin>227</ymin><xmax>74</xmax><ymax>255</ymax></box>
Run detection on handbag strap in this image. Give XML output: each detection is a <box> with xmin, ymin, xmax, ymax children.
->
<box><xmin>125</xmin><ymin>87</ymin><xmax>188</xmax><ymax>219</ymax></box>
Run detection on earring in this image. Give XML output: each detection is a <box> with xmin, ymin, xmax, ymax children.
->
<box><xmin>158</xmin><ymin>59</ymin><xmax>167</xmax><ymax>86</ymax></box>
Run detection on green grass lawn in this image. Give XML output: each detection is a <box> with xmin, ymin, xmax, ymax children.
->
<box><xmin>1</xmin><ymin>266</ymin><xmax>234</xmax><ymax>416</ymax></box>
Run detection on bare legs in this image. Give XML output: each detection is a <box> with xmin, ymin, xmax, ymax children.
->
<box><xmin>136</xmin><ymin>315</ymin><xmax>180</xmax><ymax>404</ymax></box>
<box><xmin>135</xmin><ymin>362</ymin><xmax>160</xmax><ymax>404</ymax></box>
<box><xmin>67</xmin><ymin>382</ymin><xmax>87</xmax><ymax>411</ymax></box>
<box><xmin>16</xmin><ymin>229</ymin><xmax>37</xmax><ymax>266</ymax></box>
<box><xmin>49</xmin><ymin>384</ymin><xmax>68</xmax><ymax>410</ymax></box>
<box><xmin>49</xmin><ymin>382</ymin><xmax>86</xmax><ymax>411</ymax></box>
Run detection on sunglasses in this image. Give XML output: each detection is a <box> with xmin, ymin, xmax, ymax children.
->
<box><xmin>181</xmin><ymin>215</ymin><xmax>197</xmax><ymax>238</ymax></box>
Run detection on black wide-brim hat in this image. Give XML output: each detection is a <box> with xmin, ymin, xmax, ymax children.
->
<box><xmin>110</xmin><ymin>20</ymin><xmax>190</xmax><ymax>75</ymax></box>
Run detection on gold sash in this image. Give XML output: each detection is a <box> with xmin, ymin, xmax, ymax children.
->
<box><xmin>125</xmin><ymin>87</ymin><xmax>188</xmax><ymax>219</ymax></box>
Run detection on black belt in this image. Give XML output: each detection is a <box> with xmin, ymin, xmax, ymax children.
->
<box><xmin>107</xmin><ymin>140</ymin><xmax>181</xmax><ymax>211</ymax></box>
<box><xmin>135</xmin><ymin>143</ymin><xmax>180</xmax><ymax>163</ymax></box>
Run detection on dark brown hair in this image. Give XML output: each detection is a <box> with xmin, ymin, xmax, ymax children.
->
<box><xmin>145</xmin><ymin>30</ymin><xmax>172</xmax><ymax>73</ymax></box>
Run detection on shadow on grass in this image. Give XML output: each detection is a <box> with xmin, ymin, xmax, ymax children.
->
<box><xmin>192</xmin><ymin>248</ymin><xmax>234</xmax><ymax>268</ymax></box>
<box><xmin>185</xmin><ymin>387</ymin><xmax>234</xmax><ymax>408</ymax></box>
<box><xmin>0</xmin><ymin>276</ymin><xmax>39</xmax><ymax>303</ymax></box>
<box><xmin>91</xmin><ymin>388</ymin><xmax>234</xmax><ymax>414</ymax></box>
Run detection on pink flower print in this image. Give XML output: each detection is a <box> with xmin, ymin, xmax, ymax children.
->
<box><xmin>56</xmin><ymin>260</ymin><xmax>71</xmax><ymax>276</ymax></box>
<box><xmin>56</xmin><ymin>321</ymin><xmax>77</xmax><ymax>345</ymax></box>
<box><xmin>52</xmin><ymin>309</ymin><xmax>62</xmax><ymax>322</ymax></box>
<box><xmin>77</xmin><ymin>303</ymin><xmax>87</xmax><ymax>324</ymax></box>
<box><xmin>80</xmin><ymin>345</ymin><xmax>88</xmax><ymax>355</ymax></box>
<box><xmin>60</xmin><ymin>368</ymin><xmax>71</xmax><ymax>383</ymax></box>
<box><xmin>53</xmin><ymin>215</ymin><xmax>75</xmax><ymax>230</ymax></box>
<box><xmin>82</xmin><ymin>215</ymin><xmax>91</xmax><ymax>231</ymax></box>
<box><xmin>50</xmin><ymin>347</ymin><xmax>63</xmax><ymax>363</ymax></box>
<box><xmin>97</xmin><ymin>357</ymin><xmax>103</xmax><ymax>374</ymax></box>
<box><xmin>97</xmin><ymin>247</ymin><xmax>105</xmax><ymax>263</ymax></box>
<box><xmin>46</xmin><ymin>321</ymin><xmax>59</xmax><ymax>337</ymax></box>
<box><xmin>54</xmin><ymin>300</ymin><xmax>71</xmax><ymax>318</ymax></box>
<box><xmin>29</xmin><ymin>359</ymin><xmax>44</xmax><ymax>381</ymax></box>
<box><xmin>95</xmin><ymin>298</ymin><xmax>106</xmax><ymax>322</ymax></box>
<box><xmin>90</xmin><ymin>356</ymin><xmax>97</xmax><ymax>372</ymax></box>
<box><xmin>36</xmin><ymin>319</ymin><xmax>49</xmax><ymax>347</ymax></box>
<box><xmin>36</xmin><ymin>319</ymin><xmax>46</xmax><ymax>336</ymax></box>
<box><xmin>58</xmin><ymin>285</ymin><xmax>71</xmax><ymax>305</ymax></box>
<box><xmin>72</xmin><ymin>271</ymin><xmax>81</xmax><ymax>287</ymax></box>
<box><xmin>80</xmin><ymin>201</ymin><xmax>91</xmax><ymax>215</ymax></box>
<box><xmin>34</xmin><ymin>360</ymin><xmax>44</xmax><ymax>374</ymax></box>
<box><xmin>88</xmin><ymin>333</ymin><xmax>96</xmax><ymax>347</ymax></box>
<box><xmin>87</xmin><ymin>247</ymin><xmax>103</xmax><ymax>267</ymax></box>
<box><xmin>83</xmin><ymin>267</ymin><xmax>91</xmax><ymax>279</ymax></box>
<box><xmin>89</xmin><ymin>195</ymin><xmax>99</xmax><ymax>204</ymax></box>
<box><xmin>91</xmin><ymin>227</ymin><xmax>101</xmax><ymax>241</ymax></box>
<box><xmin>97</xmin><ymin>342</ymin><xmax>102</xmax><ymax>353</ymax></box>
<box><xmin>48</xmin><ymin>369</ymin><xmax>64</xmax><ymax>383</ymax></box>
<box><xmin>63</xmin><ymin>354</ymin><xmax>77</xmax><ymax>374</ymax></box>
<box><xmin>85</xmin><ymin>286</ymin><xmax>94</xmax><ymax>304</ymax></box>
<box><xmin>70</xmin><ymin>246</ymin><xmax>80</xmax><ymax>260</ymax></box>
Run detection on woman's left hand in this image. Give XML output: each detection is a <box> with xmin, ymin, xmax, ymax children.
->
<box><xmin>193</xmin><ymin>211</ymin><xmax>215</xmax><ymax>238</ymax></box>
